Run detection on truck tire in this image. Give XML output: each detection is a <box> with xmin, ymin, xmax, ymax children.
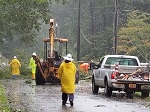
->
<box><xmin>104</xmin><ymin>80</ymin><xmax>112</xmax><ymax>97</ymax></box>
<box><xmin>92</xmin><ymin>76</ymin><xmax>99</xmax><ymax>94</ymax></box>
<box><xmin>141</xmin><ymin>91</ymin><xmax>149</xmax><ymax>98</ymax></box>
<box><xmin>35</xmin><ymin>66</ymin><xmax>45</xmax><ymax>85</ymax></box>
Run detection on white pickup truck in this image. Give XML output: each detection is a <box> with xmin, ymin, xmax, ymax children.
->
<box><xmin>91</xmin><ymin>55</ymin><xmax>150</xmax><ymax>98</ymax></box>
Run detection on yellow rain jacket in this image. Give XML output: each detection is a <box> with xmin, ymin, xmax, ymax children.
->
<box><xmin>58</xmin><ymin>61</ymin><xmax>76</xmax><ymax>94</ymax></box>
<box><xmin>29</xmin><ymin>57</ymin><xmax>36</xmax><ymax>74</ymax></box>
<box><xmin>9</xmin><ymin>59</ymin><xmax>21</xmax><ymax>75</ymax></box>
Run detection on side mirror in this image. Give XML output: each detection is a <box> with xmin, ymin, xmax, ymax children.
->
<box><xmin>89</xmin><ymin>62</ymin><xmax>99</xmax><ymax>70</ymax></box>
<box><xmin>89</xmin><ymin>62</ymin><xmax>94</xmax><ymax>70</ymax></box>
<box><xmin>140</xmin><ymin>63</ymin><xmax>149</xmax><ymax>66</ymax></box>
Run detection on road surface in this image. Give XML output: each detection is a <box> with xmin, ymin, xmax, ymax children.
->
<box><xmin>1</xmin><ymin>79</ymin><xmax>150</xmax><ymax>112</ymax></box>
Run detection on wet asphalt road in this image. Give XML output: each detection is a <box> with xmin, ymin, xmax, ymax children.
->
<box><xmin>1</xmin><ymin>79</ymin><xmax>150</xmax><ymax>112</ymax></box>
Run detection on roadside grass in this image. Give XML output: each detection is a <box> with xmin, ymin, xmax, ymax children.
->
<box><xmin>0</xmin><ymin>81</ymin><xmax>10</xmax><ymax>112</ymax></box>
<box><xmin>134</xmin><ymin>92</ymin><xmax>150</xmax><ymax>100</ymax></box>
<box><xmin>134</xmin><ymin>92</ymin><xmax>141</xmax><ymax>97</ymax></box>
<box><xmin>0</xmin><ymin>66</ymin><xmax>31</xmax><ymax>112</ymax></box>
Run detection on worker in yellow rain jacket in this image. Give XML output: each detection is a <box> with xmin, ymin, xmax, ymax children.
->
<box><xmin>29</xmin><ymin>52</ymin><xmax>37</xmax><ymax>80</ymax></box>
<box><xmin>9</xmin><ymin>56</ymin><xmax>21</xmax><ymax>79</ymax></box>
<box><xmin>58</xmin><ymin>54</ymin><xmax>76</xmax><ymax>106</ymax></box>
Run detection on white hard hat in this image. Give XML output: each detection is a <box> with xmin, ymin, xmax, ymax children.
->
<box><xmin>32</xmin><ymin>52</ymin><xmax>36</xmax><ymax>56</ymax></box>
<box><xmin>14</xmin><ymin>56</ymin><xmax>17</xmax><ymax>59</ymax></box>
<box><xmin>63</xmin><ymin>54</ymin><xmax>73</xmax><ymax>61</ymax></box>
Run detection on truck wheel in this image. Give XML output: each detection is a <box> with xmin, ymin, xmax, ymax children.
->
<box><xmin>92</xmin><ymin>76</ymin><xmax>99</xmax><ymax>94</ymax></box>
<box><xmin>104</xmin><ymin>81</ymin><xmax>112</xmax><ymax>97</ymax></box>
<box><xmin>75</xmin><ymin>70</ymin><xmax>79</xmax><ymax>84</ymax></box>
<box><xmin>141</xmin><ymin>91</ymin><xmax>149</xmax><ymax>98</ymax></box>
<box><xmin>35</xmin><ymin>66</ymin><xmax>45</xmax><ymax>85</ymax></box>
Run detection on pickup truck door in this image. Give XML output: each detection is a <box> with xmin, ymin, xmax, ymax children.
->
<box><xmin>95</xmin><ymin>57</ymin><xmax>104</xmax><ymax>86</ymax></box>
<box><xmin>95</xmin><ymin>66</ymin><xmax>101</xmax><ymax>79</ymax></box>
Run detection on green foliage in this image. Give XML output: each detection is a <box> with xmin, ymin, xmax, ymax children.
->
<box><xmin>0</xmin><ymin>64</ymin><xmax>31</xmax><ymax>80</ymax></box>
<box><xmin>0</xmin><ymin>82</ymin><xmax>10</xmax><ymax>111</ymax></box>
<box><xmin>131</xmin><ymin>0</ymin><xmax>150</xmax><ymax>13</ymax></box>
<box><xmin>0</xmin><ymin>0</ymin><xmax>150</xmax><ymax>63</ymax></box>
<box><xmin>0</xmin><ymin>48</ymin><xmax>32</xmax><ymax>80</ymax></box>
<box><xmin>0</xmin><ymin>67</ymin><xmax>11</xmax><ymax>79</ymax></box>
<box><xmin>118</xmin><ymin>10</ymin><xmax>150</xmax><ymax>62</ymax></box>
<box><xmin>0</xmin><ymin>0</ymin><xmax>51</xmax><ymax>59</ymax></box>
<box><xmin>20</xmin><ymin>66</ymin><xmax>31</xmax><ymax>79</ymax></box>
<box><xmin>0</xmin><ymin>0</ymin><xmax>70</xmax><ymax>59</ymax></box>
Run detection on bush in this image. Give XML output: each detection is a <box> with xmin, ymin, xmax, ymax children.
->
<box><xmin>0</xmin><ymin>67</ymin><xmax>11</xmax><ymax>79</ymax></box>
<box><xmin>0</xmin><ymin>66</ymin><xmax>31</xmax><ymax>79</ymax></box>
<box><xmin>20</xmin><ymin>66</ymin><xmax>31</xmax><ymax>79</ymax></box>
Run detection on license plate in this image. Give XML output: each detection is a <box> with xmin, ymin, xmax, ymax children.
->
<box><xmin>129</xmin><ymin>84</ymin><xmax>136</xmax><ymax>88</ymax></box>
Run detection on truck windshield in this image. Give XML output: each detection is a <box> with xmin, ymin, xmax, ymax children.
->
<box><xmin>105</xmin><ymin>57</ymin><xmax>138</xmax><ymax>66</ymax></box>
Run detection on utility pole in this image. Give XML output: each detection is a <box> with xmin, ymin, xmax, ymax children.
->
<box><xmin>90</xmin><ymin>0</ymin><xmax>94</xmax><ymax>35</ymax></box>
<box><xmin>90</xmin><ymin>0</ymin><xmax>95</xmax><ymax>48</ymax></box>
<box><xmin>77</xmin><ymin>0</ymin><xmax>80</xmax><ymax>61</ymax></box>
<box><xmin>113</xmin><ymin>0</ymin><xmax>118</xmax><ymax>55</ymax></box>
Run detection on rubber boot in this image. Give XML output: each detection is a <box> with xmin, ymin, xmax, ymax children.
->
<box><xmin>69</xmin><ymin>94</ymin><xmax>74</xmax><ymax>106</ymax></box>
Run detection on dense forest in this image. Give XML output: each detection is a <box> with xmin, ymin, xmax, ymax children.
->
<box><xmin>0</xmin><ymin>0</ymin><xmax>150</xmax><ymax>64</ymax></box>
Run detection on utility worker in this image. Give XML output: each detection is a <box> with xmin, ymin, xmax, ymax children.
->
<box><xmin>29</xmin><ymin>52</ymin><xmax>37</xmax><ymax>80</ymax></box>
<box><xmin>58</xmin><ymin>54</ymin><xmax>76</xmax><ymax>106</ymax></box>
<box><xmin>9</xmin><ymin>56</ymin><xmax>21</xmax><ymax>79</ymax></box>
<box><xmin>79</xmin><ymin>63</ymin><xmax>89</xmax><ymax>75</ymax></box>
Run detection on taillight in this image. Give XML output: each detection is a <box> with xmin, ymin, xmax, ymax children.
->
<box><xmin>111</xmin><ymin>71</ymin><xmax>116</xmax><ymax>79</ymax></box>
<box><xmin>111</xmin><ymin>64</ymin><xmax>119</xmax><ymax>79</ymax></box>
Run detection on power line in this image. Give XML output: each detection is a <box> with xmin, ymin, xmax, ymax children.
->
<box><xmin>80</xmin><ymin>30</ymin><xmax>94</xmax><ymax>44</ymax></box>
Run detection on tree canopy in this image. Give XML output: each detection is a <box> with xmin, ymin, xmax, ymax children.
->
<box><xmin>0</xmin><ymin>0</ymin><xmax>50</xmax><ymax>44</ymax></box>
<box><xmin>118</xmin><ymin>10</ymin><xmax>150</xmax><ymax>62</ymax></box>
<box><xmin>0</xmin><ymin>0</ymin><xmax>150</xmax><ymax>62</ymax></box>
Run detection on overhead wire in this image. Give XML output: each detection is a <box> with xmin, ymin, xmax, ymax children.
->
<box><xmin>50</xmin><ymin>0</ymin><xmax>114</xmax><ymax>31</ymax></box>
<box><xmin>80</xmin><ymin>30</ymin><xmax>94</xmax><ymax>44</ymax></box>
<box><xmin>49</xmin><ymin>0</ymin><xmax>116</xmax><ymax>58</ymax></box>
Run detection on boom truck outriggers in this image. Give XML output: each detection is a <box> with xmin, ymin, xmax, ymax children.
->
<box><xmin>34</xmin><ymin>19</ymin><xmax>79</xmax><ymax>85</ymax></box>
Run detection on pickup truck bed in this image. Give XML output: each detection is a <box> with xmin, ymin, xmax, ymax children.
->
<box><xmin>91</xmin><ymin>55</ymin><xmax>150</xmax><ymax>98</ymax></box>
